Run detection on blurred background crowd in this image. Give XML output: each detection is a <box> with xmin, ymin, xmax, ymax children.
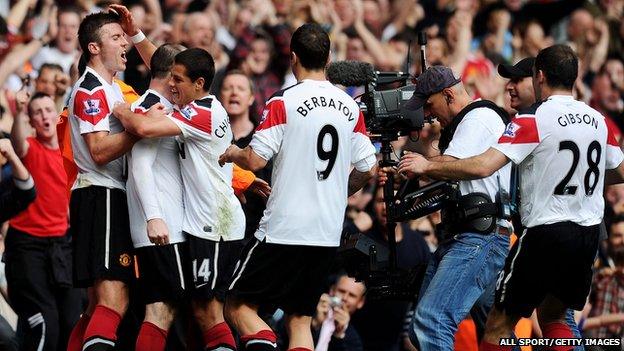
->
<box><xmin>0</xmin><ymin>0</ymin><xmax>623</xmax><ymax>350</ymax></box>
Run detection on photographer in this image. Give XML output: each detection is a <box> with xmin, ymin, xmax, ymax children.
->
<box><xmin>381</xmin><ymin>65</ymin><xmax>512</xmax><ymax>351</ymax></box>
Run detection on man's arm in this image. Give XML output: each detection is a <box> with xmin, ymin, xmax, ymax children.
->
<box><xmin>131</xmin><ymin>140</ymin><xmax>170</xmax><ymax>245</ymax></box>
<box><xmin>398</xmin><ymin>147</ymin><xmax>510</xmax><ymax>181</ymax></box>
<box><xmin>84</xmin><ymin>131</ymin><xmax>139</xmax><ymax>166</ymax></box>
<box><xmin>113</xmin><ymin>103</ymin><xmax>181</xmax><ymax>138</ymax></box>
<box><xmin>348</xmin><ymin>166</ymin><xmax>376</xmax><ymax>196</ymax></box>
<box><xmin>10</xmin><ymin>90</ymin><xmax>31</xmax><ymax>158</ymax></box>
<box><xmin>0</xmin><ymin>139</ymin><xmax>35</xmax><ymax>222</ymax></box>
<box><xmin>219</xmin><ymin>145</ymin><xmax>268</xmax><ymax>172</ymax></box>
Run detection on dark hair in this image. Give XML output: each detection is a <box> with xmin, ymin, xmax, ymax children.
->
<box><xmin>78</xmin><ymin>12</ymin><xmax>120</xmax><ymax>62</ymax></box>
<box><xmin>40</xmin><ymin>63</ymin><xmax>64</xmax><ymax>74</ymax></box>
<box><xmin>78</xmin><ymin>53</ymin><xmax>87</xmax><ymax>75</ymax></box>
<box><xmin>535</xmin><ymin>44</ymin><xmax>578</xmax><ymax>90</ymax></box>
<box><xmin>174</xmin><ymin>48</ymin><xmax>215</xmax><ymax>90</ymax></box>
<box><xmin>151</xmin><ymin>44</ymin><xmax>185</xmax><ymax>79</ymax></box>
<box><xmin>27</xmin><ymin>92</ymin><xmax>53</xmax><ymax>115</ymax></box>
<box><xmin>290</xmin><ymin>23</ymin><xmax>330</xmax><ymax>70</ymax></box>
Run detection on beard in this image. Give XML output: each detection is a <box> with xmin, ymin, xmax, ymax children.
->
<box><xmin>608</xmin><ymin>245</ymin><xmax>624</xmax><ymax>266</ymax></box>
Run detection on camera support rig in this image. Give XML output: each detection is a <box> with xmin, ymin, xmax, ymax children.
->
<box><xmin>338</xmin><ymin>32</ymin><xmax>434</xmax><ymax>300</ymax></box>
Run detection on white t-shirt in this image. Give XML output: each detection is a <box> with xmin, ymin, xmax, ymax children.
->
<box><xmin>168</xmin><ymin>96</ymin><xmax>245</xmax><ymax>241</ymax></box>
<box><xmin>31</xmin><ymin>46</ymin><xmax>77</xmax><ymax>73</ymax></box>
<box><xmin>68</xmin><ymin>66</ymin><xmax>126</xmax><ymax>190</ymax></box>
<box><xmin>494</xmin><ymin>95</ymin><xmax>624</xmax><ymax>228</ymax></box>
<box><xmin>250</xmin><ymin>80</ymin><xmax>377</xmax><ymax>247</ymax></box>
<box><xmin>127</xmin><ymin>90</ymin><xmax>185</xmax><ymax>248</ymax></box>
<box><xmin>444</xmin><ymin>106</ymin><xmax>512</xmax><ymax>203</ymax></box>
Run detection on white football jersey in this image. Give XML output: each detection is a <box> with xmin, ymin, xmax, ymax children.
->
<box><xmin>127</xmin><ymin>90</ymin><xmax>185</xmax><ymax>248</ymax></box>
<box><xmin>494</xmin><ymin>95</ymin><xmax>624</xmax><ymax>228</ymax></box>
<box><xmin>444</xmin><ymin>106</ymin><xmax>511</xmax><ymax>204</ymax></box>
<box><xmin>250</xmin><ymin>80</ymin><xmax>377</xmax><ymax>247</ymax></box>
<box><xmin>68</xmin><ymin>66</ymin><xmax>126</xmax><ymax>190</ymax></box>
<box><xmin>168</xmin><ymin>95</ymin><xmax>245</xmax><ymax>241</ymax></box>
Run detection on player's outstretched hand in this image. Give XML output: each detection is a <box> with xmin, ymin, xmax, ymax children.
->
<box><xmin>249</xmin><ymin>178</ymin><xmax>271</xmax><ymax>200</ymax></box>
<box><xmin>219</xmin><ymin>145</ymin><xmax>241</xmax><ymax>166</ymax></box>
<box><xmin>109</xmin><ymin>4</ymin><xmax>139</xmax><ymax>36</ymax></box>
<box><xmin>398</xmin><ymin>152</ymin><xmax>429</xmax><ymax>178</ymax></box>
<box><xmin>113</xmin><ymin>102</ymin><xmax>132</xmax><ymax>123</ymax></box>
<box><xmin>146</xmin><ymin>103</ymin><xmax>167</xmax><ymax>118</ymax></box>
<box><xmin>147</xmin><ymin>218</ymin><xmax>170</xmax><ymax>245</ymax></box>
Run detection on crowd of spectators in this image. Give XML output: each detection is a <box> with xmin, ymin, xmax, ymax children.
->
<box><xmin>0</xmin><ymin>0</ymin><xmax>623</xmax><ymax>350</ymax></box>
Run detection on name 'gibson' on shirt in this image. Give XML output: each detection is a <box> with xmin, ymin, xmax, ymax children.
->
<box><xmin>296</xmin><ymin>96</ymin><xmax>355</xmax><ymax>121</ymax></box>
<box><xmin>557</xmin><ymin>113</ymin><xmax>599</xmax><ymax>129</ymax></box>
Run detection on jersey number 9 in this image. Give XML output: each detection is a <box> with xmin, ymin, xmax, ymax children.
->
<box><xmin>316</xmin><ymin>125</ymin><xmax>339</xmax><ymax>181</ymax></box>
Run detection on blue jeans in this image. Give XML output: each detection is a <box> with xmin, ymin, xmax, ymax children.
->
<box><xmin>409</xmin><ymin>232</ymin><xmax>509</xmax><ymax>351</ymax></box>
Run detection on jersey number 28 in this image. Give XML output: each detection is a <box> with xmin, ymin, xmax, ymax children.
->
<box><xmin>555</xmin><ymin>140</ymin><xmax>601</xmax><ymax>196</ymax></box>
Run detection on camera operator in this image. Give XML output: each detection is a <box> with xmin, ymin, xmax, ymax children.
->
<box><xmin>381</xmin><ymin>65</ymin><xmax>513</xmax><ymax>351</ymax></box>
<box><xmin>397</xmin><ymin>45</ymin><xmax>624</xmax><ymax>351</ymax></box>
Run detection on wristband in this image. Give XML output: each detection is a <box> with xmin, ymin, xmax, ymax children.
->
<box><xmin>130</xmin><ymin>30</ymin><xmax>146</xmax><ymax>44</ymax></box>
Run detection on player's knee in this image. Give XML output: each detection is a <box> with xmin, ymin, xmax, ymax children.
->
<box><xmin>192</xmin><ymin>298</ymin><xmax>224</xmax><ymax>324</ymax></box>
<box><xmin>95</xmin><ymin>281</ymin><xmax>129</xmax><ymax>316</ymax></box>
<box><xmin>224</xmin><ymin>297</ymin><xmax>243</xmax><ymax>322</ymax></box>
<box><xmin>145</xmin><ymin>302</ymin><xmax>176</xmax><ymax>329</ymax></box>
<box><xmin>285</xmin><ymin>314</ymin><xmax>312</xmax><ymax>332</ymax></box>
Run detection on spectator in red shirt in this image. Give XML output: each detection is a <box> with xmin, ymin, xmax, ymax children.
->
<box><xmin>6</xmin><ymin>91</ymin><xmax>82</xmax><ymax>351</ymax></box>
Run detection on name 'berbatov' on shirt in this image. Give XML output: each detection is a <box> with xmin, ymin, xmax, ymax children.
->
<box><xmin>250</xmin><ymin>80</ymin><xmax>377</xmax><ymax>247</ymax></box>
<box><xmin>168</xmin><ymin>95</ymin><xmax>245</xmax><ymax>242</ymax></box>
<box><xmin>127</xmin><ymin>89</ymin><xmax>185</xmax><ymax>248</ymax></box>
<box><xmin>494</xmin><ymin>95</ymin><xmax>624</xmax><ymax>228</ymax></box>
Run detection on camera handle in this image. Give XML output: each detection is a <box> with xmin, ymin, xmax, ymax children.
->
<box><xmin>379</xmin><ymin>139</ymin><xmax>399</xmax><ymax>273</ymax></box>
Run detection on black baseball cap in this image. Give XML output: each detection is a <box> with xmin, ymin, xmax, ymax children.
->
<box><xmin>497</xmin><ymin>57</ymin><xmax>535</xmax><ymax>79</ymax></box>
<box><xmin>406</xmin><ymin>66</ymin><xmax>462</xmax><ymax>111</ymax></box>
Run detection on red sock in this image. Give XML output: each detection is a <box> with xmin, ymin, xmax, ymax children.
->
<box><xmin>82</xmin><ymin>305</ymin><xmax>122</xmax><ymax>350</ymax></box>
<box><xmin>136</xmin><ymin>322</ymin><xmax>168</xmax><ymax>351</ymax></box>
<box><xmin>288</xmin><ymin>348</ymin><xmax>312</xmax><ymax>351</ymax></box>
<box><xmin>240</xmin><ymin>330</ymin><xmax>277</xmax><ymax>351</ymax></box>
<box><xmin>67</xmin><ymin>314</ymin><xmax>90</xmax><ymax>351</ymax></box>
<box><xmin>480</xmin><ymin>340</ymin><xmax>512</xmax><ymax>351</ymax></box>
<box><xmin>542</xmin><ymin>322</ymin><xmax>574</xmax><ymax>351</ymax></box>
<box><xmin>203</xmin><ymin>322</ymin><xmax>236</xmax><ymax>351</ymax></box>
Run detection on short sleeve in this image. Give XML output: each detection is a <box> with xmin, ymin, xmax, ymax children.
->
<box><xmin>492</xmin><ymin>115</ymin><xmax>541</xmax><ymax>164</ymax></box>
<box><xmin>444</xmin><ymin>108</ymin><xmax>505</xmax><ymax>160</ymax></box>
<box><xmin>350</xmin><ymin>111</ymin><xmax>376</xmax><ymax>171</ymax></box>
<box><xmin>73</xmin><ymin>88</ymin><xmax>111</xmax><ymax>134</ymax></box>
<box><xmin>605</xmin><ymin>121</ymin><xmax>624</xmax><ymax>169</ymax></box>
<box><xmin>250</xmin><ymin>97</ymin><xmax>287</xmax><ymax>161</ymax></box>
<box><xmin>168</xmin><ymin>104</ymin><xmax>212</xmax><ymax>142</ymax></box>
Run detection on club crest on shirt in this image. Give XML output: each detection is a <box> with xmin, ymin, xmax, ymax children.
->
<box><xmin>83</xmin><ymin>99</ymin><xmax>101</xmax><ymax>116</ymax></box>
<box><xmin>180</xmin><ymin>105</ymin><xmax>198</xmax><ymax>120</ymax></box>
<box><xmin>503</xmin><ymin>122</ymin><xmax>519</xmax><ymax>138</ymax></box>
